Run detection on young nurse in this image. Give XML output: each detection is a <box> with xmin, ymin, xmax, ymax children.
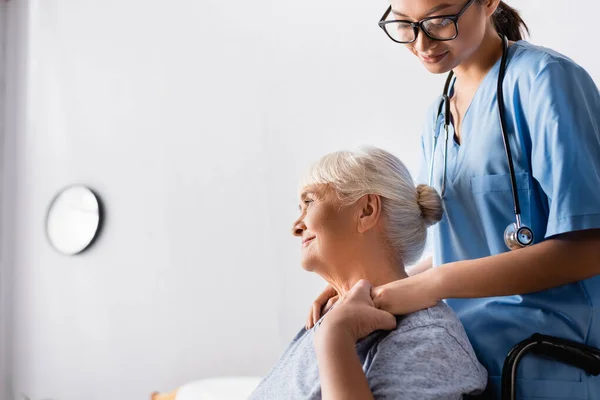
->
<box><xmin>307</xmin><ymin>1</ymin><xmax>600</xmax><ymax>398</ymax></box>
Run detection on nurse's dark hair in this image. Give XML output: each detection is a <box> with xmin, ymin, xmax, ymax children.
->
<box><xmin>484</xmin><ymin>1</ymin><xmax>529</xmax><ymax>41</ymax></box>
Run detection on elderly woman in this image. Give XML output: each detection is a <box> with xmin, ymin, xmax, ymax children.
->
<box><xmin>249</xmin><ymin>147</ymin><xmax>487</xmax><ymax>399</ymax></box>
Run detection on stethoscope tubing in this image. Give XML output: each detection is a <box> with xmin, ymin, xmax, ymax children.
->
<box><xmin>428</xmin><ymin>35</ymin><xmax>533</xmax><ymax>248</ymax></box>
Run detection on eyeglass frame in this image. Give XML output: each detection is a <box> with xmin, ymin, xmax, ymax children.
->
<box><xmin>378</xmin><ymin>0</ymin><xmax>477</xmax><ymax>44</ymax></box>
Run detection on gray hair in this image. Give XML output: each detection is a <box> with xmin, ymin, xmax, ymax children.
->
<box><xmin>300</xmin><ymin>146</ymin><xmax>443</xmax><ymax>266</ymax></box>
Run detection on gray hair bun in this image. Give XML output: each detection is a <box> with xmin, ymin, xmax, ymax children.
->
<box><xmin>416</xmin><ymin>184</ymin><xmax>443</xmax><ymax>227</ymax></box>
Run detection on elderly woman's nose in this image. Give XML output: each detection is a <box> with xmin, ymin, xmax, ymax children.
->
<box><xmin>292</xmin><ymin>218</ymin><xmax>306</xmax><ymax>236</ymax></box>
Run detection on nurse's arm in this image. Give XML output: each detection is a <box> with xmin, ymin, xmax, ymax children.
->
<box><xmin>373</xmin><ymin>229</ymin><xmax>600</xmax><ymax>315</ymax></box>
<box><xmin>435</xmin><ymin>228</ymin><xmax>600</xmax><ymax>299</ymax></box>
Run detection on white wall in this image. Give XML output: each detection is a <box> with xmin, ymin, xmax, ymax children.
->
<box><xmin>0</xmin><ymin>1</ymin><xmax>7</xmax><ymax>399</ymax></box>
<box><xmin>3</xmin><ymin>1</ymin><xmax>600</xmax><ymax>399</ymax></box>
<box><xmin>2</xmin><ymin>1</ymin><xmax>29</xmax><ymax>399</ymax></box>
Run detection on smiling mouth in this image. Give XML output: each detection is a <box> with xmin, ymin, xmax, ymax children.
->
<box><xmin>421</xmin><ymin>51</ymin><xmax>449</xmax><ymax>64</ymax></box>
<box><xmin>302</xmin><ymin>237</ymin><xmax>315</xmax><ymax>247</ymax></box>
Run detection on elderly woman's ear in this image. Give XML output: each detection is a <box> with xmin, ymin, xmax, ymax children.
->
<box><xmin>357</xmin><ymin>194</ymin><xmax>382</xmax><ymax>233</ymax></box>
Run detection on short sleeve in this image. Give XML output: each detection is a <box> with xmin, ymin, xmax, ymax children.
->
<box><xmin>364</xmin><ymin>326</ymin><xmax>487</xmax><ymax>399</ymax></box>
<box><xmin>528</xmin><ymin>60</ymin><xmax>600</xmax><ymax>238</ymax></box>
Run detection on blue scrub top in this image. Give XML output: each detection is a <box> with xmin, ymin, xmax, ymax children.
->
<box><xmin>419</xmin><ymin>41</ymin><xmax>600</xmax><ymax>399</ymax></box>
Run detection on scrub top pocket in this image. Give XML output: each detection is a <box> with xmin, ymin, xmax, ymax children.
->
<box><xmin>469</xmin><ymin>172</ymin><xmax>532</xmax><ymax>255</ymax></box>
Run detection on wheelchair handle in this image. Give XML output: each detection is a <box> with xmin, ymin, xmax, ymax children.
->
<box><xmin>501</xmin><ymin>333</ymin><xmax>600</xmax><ymax>400</ymax></box>
<box><xmin>530</xmin><ymin>333</ymin><xmax>600</xmax><ymax>375</ymax></box>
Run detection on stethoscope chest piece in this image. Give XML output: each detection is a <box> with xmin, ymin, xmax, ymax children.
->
<box><xmin>504</xmin><ymin>223</ymin><xmax>534</xmax><ymax>250</ymax></box>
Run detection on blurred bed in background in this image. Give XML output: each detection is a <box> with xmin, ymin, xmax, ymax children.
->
<box><xmin>151</xmin><ymin>376</ymin><xmax>262</xmax><ymax>400</ymax></box>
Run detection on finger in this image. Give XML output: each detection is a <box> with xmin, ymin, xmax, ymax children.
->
<box><xmin>316</xmin><ymin>286</ymin><xmax>338</xmax><ymax>320</ymax></box>
<box><xmin>312</xmin><ymin>302</ymin><xmax>321</xmax><ymax>327</ymax></box>
<box><xmin>323</xmin><ymin>298</ymin><xmax>334</xmax><ymax>314</ymax></box>
<box><xmin>348</xmin><ymin>279</ymin><xmax>373</xmax><ymax>299</ymax></box>
<box><xmin>323</xmin><ymin>295</ymin><xmax>339</xmax><ymax>313</ymax></box>
<box><xmin>373</xmin><ymin>287</ymin><xmax>402</xmax><ymax>315</ymax></box>
<box><xmin>375</xmin><ymin>309</ymin><xmax>397</xmax><ymax>331</ymax></box>
<box><xmin>317</xmin><ymin>285</ymin><xmax>337</xmax><ymax>303</ymax></box>
<box><xmin>313</xmin><ymin>286</ymin><xmax>336</xmax><ymax>320</ymax></box>
<box><xmin>327</xmin><ymin>284</ymin><xmax>338</xmax><ymax>296</ymax></box>
<box><xmin>307</xmin><ymin>304</ymin><xmax>316</xmax><ymax>329</ymax></box>
<box><xmin>307</xmin><ymin>301</ymin><xmax>319</xmax><ymax>329</ymax></box>
<box><xmin>371</xmin><ymin>287</ymin><xmax>387</xmax><ymax>310</ymax></box>
<box><xmin>370</xmin><ymin>285</ymin><xmax>383</xmax><ymax>299</ymax></box>
<box><xmin>307</xmin><ymin>285</ymin><xmax>336</xmax><ymax>329</ymax></box>
<box><xmin>315</xmin><ymin>285</ymin><xmax>337</xmax><ymax>304</ymax></box>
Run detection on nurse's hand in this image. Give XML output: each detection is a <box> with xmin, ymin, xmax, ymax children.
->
<box><xmin>372</xmin><ymin>270</ymin><xmax>441</xmax><ymax>315</ymax></box>
<box><xmin>316</xmin><ymin>280</ymin><xmax>397</xmax><ymax>343</ymax></box>
<box><xmin>306</xmin><ymin>284</ymin><xmax>338</xmax><ymax>329</ymax></box>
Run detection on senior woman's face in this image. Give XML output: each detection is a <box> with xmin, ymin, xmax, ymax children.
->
<box><xmin>292</xmin><ymin>185</ymin><xmax>359</xmax><ymax>272</ymax></box>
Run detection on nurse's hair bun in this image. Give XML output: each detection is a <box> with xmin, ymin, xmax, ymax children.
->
<box><xmin>416</xmin><ymin>184</ymin><xmax>443</xmax><ymax>227</ymax></box>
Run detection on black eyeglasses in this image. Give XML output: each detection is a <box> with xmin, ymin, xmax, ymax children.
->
<box><xmin>378</xmin><ymin>0</ymin><xmax>476</xmax><ymax>44</ymax></box>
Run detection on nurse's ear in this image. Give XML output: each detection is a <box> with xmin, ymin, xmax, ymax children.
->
<box><xmin>356</xmin><ymin>194</ymin><xmax>382</xmax><ymax>233</ymax></box>
<box><xmin>480</xmin><ymin>0</ymin><xmax>502</xmax><ymax>18</ymax></box>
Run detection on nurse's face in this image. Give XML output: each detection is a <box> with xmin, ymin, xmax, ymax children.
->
<box><xmin>292</xmin><ymin>185</ymin><xmax>360</xmax><ymax>274</ymax></box>
<box><xmin>389</xmin><ymin>0</ymin><xmax>489</xmax><ymax>74</ymax></box>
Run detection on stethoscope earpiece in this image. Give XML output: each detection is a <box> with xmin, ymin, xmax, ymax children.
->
<box><xmin>504</xmin><ymin>223</ymin><xmax>534</xmax><ymax>250</ymax></box>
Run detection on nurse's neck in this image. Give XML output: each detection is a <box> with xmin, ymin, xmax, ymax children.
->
<box><xmin>451</xmin><ymin>27</ymin><xmax>507</xmax><ymax>90</ymax></box>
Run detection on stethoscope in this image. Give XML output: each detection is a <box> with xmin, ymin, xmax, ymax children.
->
<box><xmin>429</xmin><ymin>35</ymin><xmax>534</xmax><ymax>251</ymax></box>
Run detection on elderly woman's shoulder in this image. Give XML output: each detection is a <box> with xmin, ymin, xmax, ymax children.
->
<box><xmin>394</xmin><ymin>301</ymin><xmax>463</xmax><ymax>333</ymax></box>
<box><xmin>369</xmin><ymin>302</ymin><xmax>487</xmax><ymax>383</ymax></box>
<box><xmin>362</xmin><ymin>302</ymin><xmax>487</xmax><ymax>393</ymax></box>
<box><xmin>384</xmin><ymin>302</ymin><xmax>480</xmax><ymax>367</ymax></box>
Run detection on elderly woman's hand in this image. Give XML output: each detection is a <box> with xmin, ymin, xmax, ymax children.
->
<box><xmin>316</xmin><ymin>280</ymin><xmax>397</xmax><ymax>344</ymax></box>
<box><xmin>306</xmin><ymin>285</ymin><xmax>339</xmax><ymax>329</ymax></box>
